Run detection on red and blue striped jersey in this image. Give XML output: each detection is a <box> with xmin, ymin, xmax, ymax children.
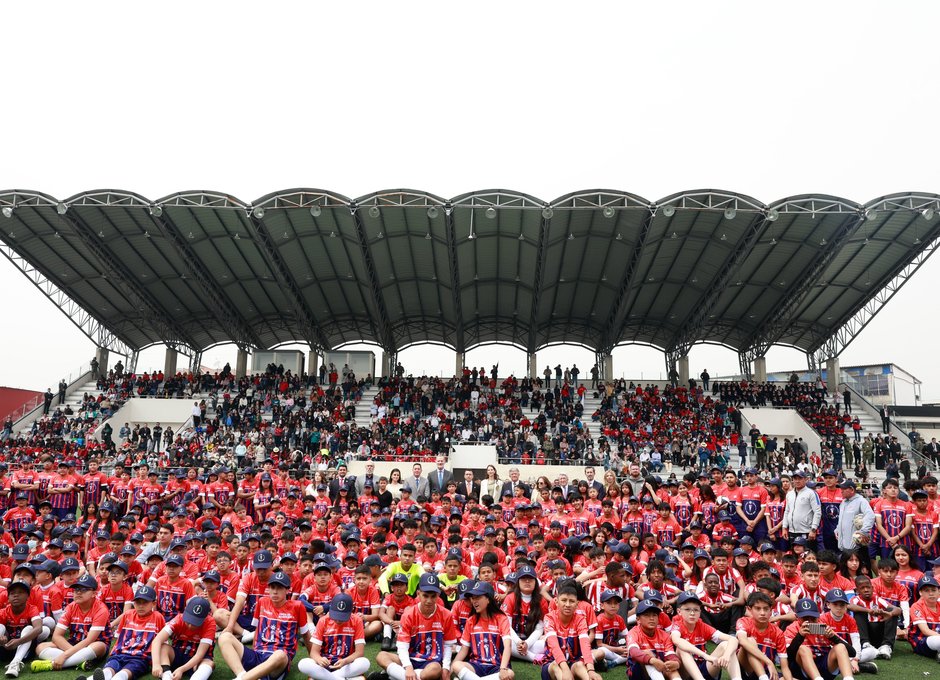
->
<box><xmin>874</xmin><ymin>498</ymin><xmax>912</xmax><ymax>546</ymax></box>
<box><xmin>155</xmin><ymin>576</ymin><xmax>195</xmax><ymax>622</ymax></box>
<box><xmin>100</xmin><ymin>583</ymin><xmax>135</xmax><ymax>620</ymax></box>
<box><xmin>544</xmin><ymin>609</ymin><xmax>590</xmax><ymax>664</ymax></box>
<box><xmin>739</xmin><ymin>486</ymin><xmax>768</xmax><ymax>522</ymax></box>
<box><xmin>38</xmin><ymin>582</ymin><xmax>64</xmax><ymax>617</ymax></box>
<box><xmin>113</xmin><ymin>610</ymin><xmax>166</xmax><ymax>657</ymax></box>
<box><xmin>735</xmin><ymin>617</ymin><xmax>786</xmax><ymax>661</ymax></box>
<box><xmin>398</xmin><ymin>603</ymin><xmax>459</xmax><ymax>666</ymax></box>
<box><xmin>0</xmin><ymin>603</ymin><xmax>40</xmax><ymax>639</ymax></box>
<box><xmin>165</xmin><ymin>613</ymin><xmax>216</xmax><ymax>657</ymax></box>
<box><xmin>49</xmin><ymin>474</ymin><xmax>76</xmax><ymax>510</ymax></box>
<box><xmin>626</xmin><ymin>625</ymin><xmax>676</xmax><ymax>661</ymax></box>
<box><xmin>82</xmin><ymin>472</ymin><xmax>110</xmax><ymax>506</ymax></box>
<box><xmin>313</xmin><ymin>614</ymin><xmax>365</xmax><ymax>663</ymax></box>
<box><xmin>784</xmin><ymin>620</ymin><xmax>831</xmax><ymax>657</ymax></box>
<box><xmin>252</xmin><ymin>597</ymin><xmax>310</xmax><ymax>659</ymax></box>
<box><xmin>910</xmin><ymin>598</ymin><xmax>940</xmax><ymax>647</ymax></box>
<box><xmin>57</xmin><ymin>599</ymin><xmax>111</xmax><ymax>646</ymax></box>
<box><xmin>349</xmin><ymin>585</ymin><xmax>381</xmax><ymax>616</ymax></box>
<box><xmin>595</xmin><ymin>613</ymin><xmax>627</xmax><ymax>646</ymax></box>
<box><xmin>238</xmin><ymin>572</ymin><xmax>272</xmax><ymax>620</ymax></box>
<box><xmin>460</xmin><ymin>613</ymin><xmax>510</xmax><ymax>666</ymax></box>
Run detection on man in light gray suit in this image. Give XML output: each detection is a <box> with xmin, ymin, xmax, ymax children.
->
<box><xmin>403</xmin><ymin>462</ymin><xmax>430</xmax><ymax>502</ymax></box>
<box><xmin>356</xmin><ymin>461</ymin><xmax>378</xmax><ymax>495</ymax></box>
<box><xmin>427</xmin><ymin>456</ymin><xmax>454</xmax><ymax>496</ymax></box>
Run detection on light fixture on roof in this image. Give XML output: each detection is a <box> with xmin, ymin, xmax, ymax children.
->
<box><xmin>542</xmin><ymin>207</ymin><xmax>554</xmax><ymax>220</ymax></box>
<box><xmin>1</xmin><ymin>207</ymin><xmax>12</xmax><ymax>219</ymax></box>
<box><xmin>144</xmin><ymin>231</ymin><xmax>151</xmax><ymax>238</ymax></box>
<box><xmin>765</xmin><ymin>208</ymin><xmax>779</xmax><ymax>221</ymax></box>
<box><xmin>820</xmin><ymin>238</ymin><xmax>827</xmax><ymax>246</ymax></box>
<box><xmin>98</xmin><ymin>231</ymin><xmax>105</xmax><ymax>238</ymax></box>
<box><xmin>864</xmin><ymin>208</ymin><xmax>876</xmax><ymax>220</ymax></box>
<box><xmin>923</xmin><ymin>208</ymin><xmax>935</xmax><ymax>221</ymax></box>
<box><xmin>369</xmin><ymin>206</ymin><xmax>381</xmax><ymax>218</ymax></box>
<box><xmin>671</xmin><ymin>231</ymin><xmax>678</xmax><ymax>239</ymax></box>
<box><xmin>723</xmin><ymin>207</ymin><xmax>736</xmax><ymax>220</ymax></box>
<box><xmin>427</xmin><ymin>206</ymin><xmax>439</xmax><ymax>219</ymax></box>
<box><xmin>484</xmin><ymin>207</ymin><xmax>497</xmax><ymax>219</ymax></box>
<box><xmin>376</xmin><ymin>231</ymin><xmax>384</xmax><ymax>239</ymax></box>
<box><xmin>518</xmin><ymin>232</ymin><xmax>525</xmax><ymax>241</ymax></box>
<box><xmin>662</xmin><ymin>205</ymin><xmax>675</xmax><ymax>217</ymax></box>
<box><xmin>567</xmin><ymin>233</ymin><xmax>574</xmax><ymax>240</ymax></box>
<box><xmin>720</xmin><ymin>233</ymin><xmax>727</xmax><ymax>241</ymax></box>
<box><xmin>150</xmin><ymin>205</ymin><xmax>163</xmax><ymax>218</ymax></box>
<box><xmin>234</xmin><ymin>233</ymin><xmax>240</xmax><ymax>240</ymax></box>
<box><xmin>331</xmin><ymin>231</ymin><xmax>337</xmax><ymax>238</ymax></box>
<box><xmin>252</xmin><ymin>206</ymin><xmax>265</xmax><ymax>219</ymax></box>
<box><xmin>310</xmin><ymin>205</ymin><xmax>322</xmax><ymax>218</ymax></box>
<box><xmin>56</xmin><ymin>203</ymin><xmax>68</xmax><ymax>215</ymax></box>
<box><xmin>282</xmin><ymin>231</ymin><xmax>289</xmax><ymax>239</ymax></box>
<box><xmin>424</xmin><ymin>232</ymin><xmax>431</xmax><ymax>240</ymax></box>
<box><xmin>54</xmin><ymin>231</ymin><xmax>61</xmax><ymax>238</ymax></box>
<box><xmin>770</xmin><ymin>237</ymin><xmax>777</xmax><ymax>245</ymax></box>
<box><xmin>603</xmin><ymin>206</ymin><xmax>615</xmax><ymax>219</ymax></box>
<box><xmin>615</xmin><ymin>233</ymin><xmax>622</xmax><ymax>240</ymax></box>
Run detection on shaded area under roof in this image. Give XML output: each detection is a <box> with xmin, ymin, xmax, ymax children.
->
<box><xmin>0</xmin><ymin>188</ymin><xmax>938</xmax><ymax>366</ymax></box>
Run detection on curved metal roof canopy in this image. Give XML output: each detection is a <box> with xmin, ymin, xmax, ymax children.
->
<box><xmin>0</xmin><ymin>188</ymin><xmax>938</xmax><ymax>368</ymax></box>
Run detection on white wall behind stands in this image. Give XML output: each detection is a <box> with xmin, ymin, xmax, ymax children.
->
<box><xmin>96</xmin><ymin>398</ymin><xmax>195</xmax><ymax>443</ymax></box>
<box><xmin>325</xmin><ymin>351</ymin><xmax>376</xmax><ymax>380</ymax></box>
<box><xmin>739</xmin><ymin>408</ymin><xmax>823</xmax><ymax>453</ymax></box>
<box><xmin>252</xmin><ymin>351</ymin><xmax>304</xmax><ymax>375</ymax></box>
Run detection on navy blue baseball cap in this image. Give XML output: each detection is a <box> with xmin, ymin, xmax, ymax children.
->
<box><xmin>825</xmin><ymin>588</ymin><xmax>849</xmax><ymax>604</ymax></box>
<box><xmin>183</xmin><ymin>597</ymin><xmax>211</xmax><ymax>625</ymax></box>
<box><xmin>252</xmin><ymin>550</ymin><xmax>274</xmax><ymax>570</ymax></box>
<box><xmin>268</xmin><ymin>571</ymin><xmax>292</xmax><ymax>589</ymax></box>
<box><xmin>60</xmin><ymin>558</ymin><xmax>81</xmax><ymax>573</ymax></box>
<box><xmin>389</xmin><ymin>573</ymin><xmax>409</xmax><ymax>586</ymax></box>
<box><xmin>676</xmin><ymin>592</ymin><xmax>702</xmax><ymax>607</ymax></box>
<box><xmin>71</xmin><ymin>574</ymin><xmax>98</xmax><ymax>591</ymax></box>
<box><xmin>329</xmin><ymin>593</ymin><xmax>354</xmax><ymax>622</ymax></box>
<box><xmin>600</xmin><ymin>589</ymin><xmax>624</xmax><ymax>603</ymax></box>
<box><xmin>466</xmin><ymin>580</ymin><xmax>495</xmax><ymax>598</ymax></box>
<box><xmin>418</xmin><ymin>573</ymin><xmax>441</xmax><ymax>593</ymax></box>
<box><xmin>134</xmin><ymin>586</ymin><xmax>157</xmax><ymax>602</ymax></box>
<box><xmin>165</xmin><ymin>554</ymin><xmax>185</xmax><ymax>567</ymax></box>
<box><xmin>794</xmin><ymin>598</ymin><xmax>820</xmax><ymax>618</ymax></box>
<box><xmin>636</xmin><ymin>599</ymin><xmax>662</xmax><ymax>615</ymax></box>
<box><xmin>516</xmin><ymin>565</ymin><xmax>538</xmax><ymax>581</ymax></box>
<box><xmin>11</xmin><ymin>545</ymin><xmax>28</xmax><ymax>561</ymax></box>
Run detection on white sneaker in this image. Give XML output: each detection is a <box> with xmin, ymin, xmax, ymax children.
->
<box><xmin>4</xmin><ymin>661</ymin><xmax>22</xmax><ymax>678</ymax></box>
<box><xmin>877</xmin><ymin>644</ymin><xmax>892</xmax><ymax>659</ymax></box>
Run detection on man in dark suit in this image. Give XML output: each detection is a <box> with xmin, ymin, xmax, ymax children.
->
<box><xmin>427</xmin><ymin>456</ymin><xmax>454</xmax><ymax>496</ymax></box>
<box><xmin>458</xmin><ymin>469</ymin><xmax>480</xmax><ymax>502</ymax></box>
<box><xmin>329</xmin><ymin>463</ymin><xmax>357</xmax><ymax>503</ymax></box>
<box><xmin>583</xmin><ymin>466</ymin><xmax>605</xmax><ymax>499</ymax></box>
<box><xmin>499</xmin><ymin>467</ymin><xmax>530</xmax><ymax>499</ymax></box>
<box><xmin>880</xmin><ymin>405</ymin><xmax>891</xmax><ymax>434</ymax></box>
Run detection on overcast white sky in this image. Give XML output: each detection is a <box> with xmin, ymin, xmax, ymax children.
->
<box><xmin>2</xmin><ymin>1</ymin><xmax>939</xmax><ymax>401</ymax></box>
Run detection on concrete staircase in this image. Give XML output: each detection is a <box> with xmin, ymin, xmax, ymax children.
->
<box><xmin>17</xmin><ymin>380</ymin><xmax>104</xmax><ymax>436</ymax></box>
<box><xmin>354</xmin><ymin>386</ymin><xmax>381</xmax><ymax>427</ymax></box>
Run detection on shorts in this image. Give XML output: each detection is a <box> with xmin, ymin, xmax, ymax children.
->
<box><xmin>696</xmin><ymin>659</ymin><xmax>720</xmax><ymax>680</ymax></box>
<box><xmin>104</xmin><ymin>654</ymin><xmax>150</xmax><ymax>680</ymax></box>
<box><xmin>170</xmin><ymin>648</ymin><xmax>200</xmax><ymax>671</ymax></box>
<box><xmin>240</xmin><ymin>647</ymin><xmax>289</xmax><ymax>680</ymax></box>
<box><xmin>469</xmin><ymin>662</ymin><xmax>502</xmax><ymax>677</ymax></box>
<box><xmin>913</xmin><ymin>638</ymin><xmax>936</xmax><ymax>658</ymax></box>
<box><xmin>237</xmin><ymin>611</ymin><xmax>257</xmax><ymax>632</ymax></box>
<box><xmin>410</xmin><ymin>659</ymin><xmax>434</xmax><ymax>671</ymax></box>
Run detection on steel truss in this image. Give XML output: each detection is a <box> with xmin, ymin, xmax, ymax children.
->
<box><xmin>525</xmin><ymin>211</ymin><xmax>549</xmax><ymax>354</ymax></box>
<box><xmin>248</xmin><ymin>214</ymin><xmax>331</xmax><ymax>352</ymax></box>
<box><xmin>0</xmin><ymin>241</ymin><xmax>134</xmax><ymax>358</ymax></box>
<box><xmin>350</xmin><ymin>206</ymin><xmax>396</xmax><ymax>354</ymax></box>
<box><xmin>600</xmin><ymin>209</ymin><xmax>656</xmax><ymax>354</ymax></box>
<box><xmin>809</xmin><ymin>230</ymin><xmax>940</xmax><ymax>364</ymax></box>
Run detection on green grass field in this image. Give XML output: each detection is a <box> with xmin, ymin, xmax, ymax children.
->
<box><xmin>24</xmin><ymin>640</ymin><xmax>940</xmax><ymax>680</ymax></box>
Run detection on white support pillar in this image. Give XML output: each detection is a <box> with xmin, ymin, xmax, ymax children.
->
<box><xmin>94</xmin><ymin>348</ymin><xmax>109</xmax><ymax>379</ymax></box>
<box><xmin>528</xmin><ymin>353</ymin><xmax>538</xmax><ymax>379</ymax></box>
<box><xmin>307</xmin><ymin>351</ymin><xmax>319</xmax><ymax>379</ymax></box>
<box><xmin>602</xmin><ymin>353</ymin><xmax>613</xmax><ymax>382</ymax></box>
<box><xmin>678</xmin><ymin>355</ymin><xmax>690</xmax><ymax>385</ymax></box>
<box><xmin>164</xmin><ymin>348</ymin><xmax>178</xmax><ymax>377</ymax></box>
<box><xmin>381</xmin><ymin>352</ymin><xmax>391</xmax><ymax>378</ymax></box>
<box><xmin>754</xmin><ymin>356</ymin><xmax>767</xmax><ymax>382</ymax></box>
<box><xmin>235</xmin><ymin>349</ymin><xmax>248</xmax><ymax>378</ymax></box>
<box><xmin>826</xmin><ymin>356</ymin><xmax>840</xmax><ymax>394</ymax></box>
<box><xmin>455</xmin><ymin>352</ymin><xmax>465</xmax><ymax>377</ymax></box>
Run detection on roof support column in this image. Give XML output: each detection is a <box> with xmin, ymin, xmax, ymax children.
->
<box><xmin>826</xmin><ymin>356</ymin><xmax>841</xmax><ymax>394</ymax></box>
<box><xmin>236</xmin><ymin>349</ymin><xmax>249</xmax><ymax>379</ymax></box>
<box><xmin>165</xmin><ymin>348</ymin><xmax>178</xmax><ymax>377</ymax></box>
<box><xmin>528</xmin><ymin>352</ymin><xmax>538</xmax><ymax>380</ymax></box>
<box><xmin>754</xmin><ymin>356</ymin><xmax>767</xmax><ymax>382</ymax></box>
<box><xmin>307</xmin><ymin>351</ymin><xmax>319</xmax><ymax>380</ymax></box>
<box><xmin>455</xmin><ymin>352</ymin><xmax>465</xmax><ymax>378</ymax></box>
<box><xmin>678</xmin><ymin>355</ymin><xmax>689</xmax><ymax>387</ymax></box>
<box><xmin>94</xmin><ymin>348</ymin><xmax>109</xmax><ymax>380</ymax></box>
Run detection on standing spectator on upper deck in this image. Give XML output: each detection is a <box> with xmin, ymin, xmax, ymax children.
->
<box><xmin>57</xmin><ymin>380</ymin><xmax>66</xmax><ymax>405</ymax></box>
<box><xmin>42</xmin><ymin>389</ymin><xmax>53</xmax><ymax>415</ymax></box>
<box><xmin>570</xmin><ymin>364</ymin><xmax>579</xmax><ymax>387</ymax></box>
<box><xmin>700</xmin><ymin>369</ymin><xmax>710</xmax><ymax>391</ymax></box>
<box><xmin>842</xmin><ymin>386</ymin><xmax>852</xmax><ymax>414</ymax></box>
<box><xmin>554</xmin><ymin>365</ymin><xmax>562</xmax><ymax>389</ymax></box>
<box><xmin>879</xmin><ymin>404</ymin><xmax>891</xmax><ymax>434</ymax></box>
<box><xmin>543</xmin><ymin>366</ymin><xmax>551</xmax><ymax>387</ymax></box>
<box><xmin>590</xmin><ymin>364</ymin><xmax>599</xmax><ymax>390</ymax></box>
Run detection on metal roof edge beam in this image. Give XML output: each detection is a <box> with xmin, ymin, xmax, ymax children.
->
<box><xmin>248</xmin><ymin>214</ymin><xmax>331</xmax><ymax>352</ymax></box>
<box><xmin>350</xmin><ymin>205</ymin><xmax>397</xmax><ymax>353</ymax></box>
<box><xmin>444</xmin><ymin>204</ymin><xmax>466</xmax><ymax>353</ymax></box>
<box><xmin>526</xmin><ymin>211</ymin><xmax>550</xmax><ymax>352</ymax></box>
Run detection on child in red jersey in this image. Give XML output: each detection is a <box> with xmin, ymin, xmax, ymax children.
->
<box><xmin>451</xmin><ymin>580</ymin><xmax>513</xmax><ymax>680</ymax></box>
<box><xmin>201</xmin><ymin>571</ymin><xmax>232</xmax><ymax>615</ymax></box>
<box><xmin>849</xmin><ymin>575</ymin><xmax>900</xmax><ymax>663</ymax></box>
<box><xmin>819</xmin><ymin>589</ymin><xmax>873</xmax><ymax>674</ymax></box>
<box><xmin>593</xmin><ymin>591</ymin><xmax>628</xmax><ymax>667</ymax></box>
<box><xmin>374</xmin><ymin>574</ymin><xmax>458</xmax><ymax>680</ymax></box>
<box><xmin>149</xmin><ymin>596</ymin><xmax>215</xmax><ymax>680</ymax></box>
<box><xmin>668</xmin><ymin>592</ymin><xmax>740</xmax><ymax>680</ymax></box>
<box><xmin>627</xmin><ymin>598</ymin><xmax>679</xmax><ymax>680</ymax></box>
<box><xmin>789</xmin><ymin>561</ymin><xmax>823</xmax><ymax>612</ymax></box>
<box><xmin>31</xmin><ymin>574</ymin><xmax>109</xmax><ymax>672</ymax></box>
<box><xmin>871</xmin><ymin>558</ymin><xmax>910</xmax><ymax>637</ymax></box>
<box><xmin>98</xmin><ymin>585</ymin><xmax>167</xmax><ymax>680</ymax></box>
<box><xmin>908</xmin><ymin>573</ymin><xmax>940</xmax><ymax>659</ymax></box>
<box><xmin>539</xmin><ymin>584</ymin><xmax>600</xmax><ymax>680</ymax></box>
<box><xmin>379</xmin><ymin>574</ymin><xmax>414</xmax><ymax>652</ymax></box>
<box><xmin>219</xmin><ymin>571</ymin><xmax>311</xmax><ymax>680</ymax></box>
<box><xmin>349</xmin><ymin>566</ymin><xmax>382</xmax><ymax>640</ymax></box>
<box><xmin>784</xmin><ymin>598</ymin><xmax>854</xmax><ymax>680</ymax></box>
<box><xmin>0</xmin><ymin>581</ymin><xmax>42</xmax><ymax>677</ymax></box>
<box><xmin>298</xmin><ymin>593</ymin><xmax>369</xmax><ymax>680</ymax></box>
<box><xmin>154</xmin><ymin>555</ymin><xmax>196</xmax><ymax>624</ymax></box>
<box><xmin>735</xmin><ymin>593</ymin><xmax>790</xmax><ymax>680</ymax></box>
<box><xmin>99</xmin><ymin>561</ymin><xmax>135</xmax><ymax>620</ymax></box>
